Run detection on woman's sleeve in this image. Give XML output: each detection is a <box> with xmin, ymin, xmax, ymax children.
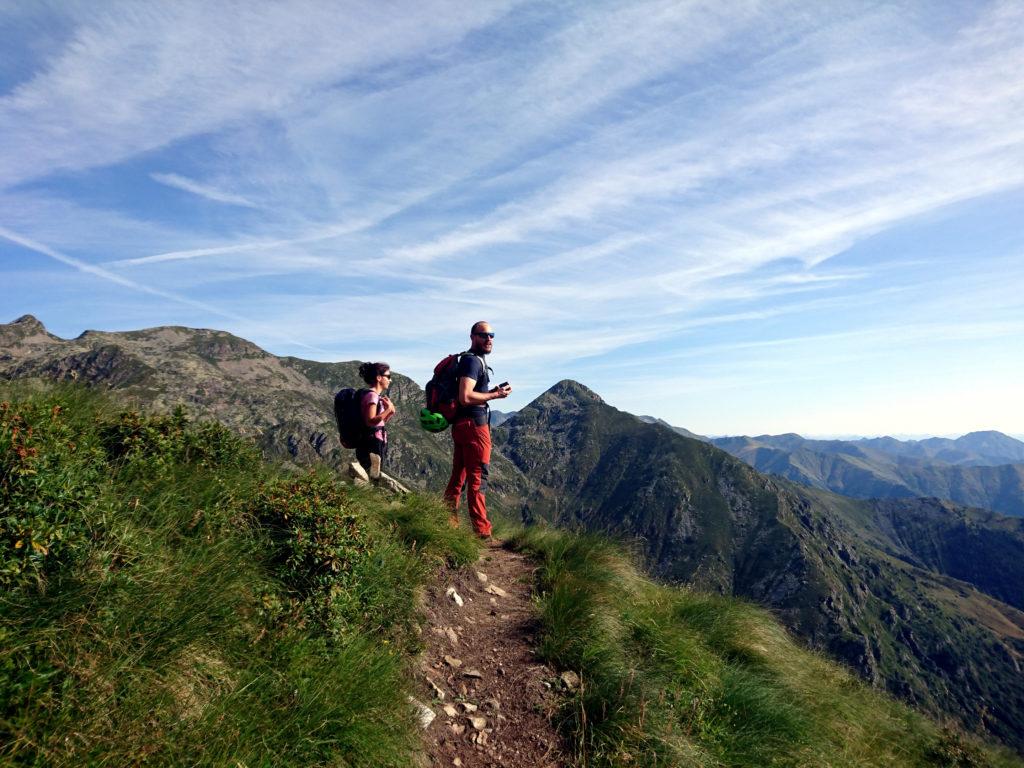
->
<box><xmin>362</xmin><ymin>391</ymin><xmax>379</xmax><ymax>425</ymax></box>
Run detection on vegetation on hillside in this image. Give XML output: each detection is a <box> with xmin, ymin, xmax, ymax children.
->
<box><xmin>0</xmin><ymin>385</ymin><xmax>477</xmax><ymax>766</ymax></box>
<box><xmin>3</xmin><ymin>384</ymin><xmax>1022</xmax><ymax>767</ymax></box>
<box><xmin>512</xmin><ymin>526</ymin><xmax>1023</xmax><ymax>768</ymax></box>
<box><xmin>497</xmin><ymin>381</ymin><xmax>1024</xmax><ymax>749</ymax></box>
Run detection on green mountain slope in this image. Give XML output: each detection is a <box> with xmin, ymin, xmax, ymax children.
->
<box><xmin>0</xmin><ymin>314</ymin><xmax>531</xmax><ymax>503</ymax></box>
<box><xmin>711</xmin><ymin>433</ymin><xmax>1024</xmax><ymax>516</ymax></box>
<box><xmin>495</xmin><ymin>381</ymin><xmax>1024</xmax><ymax>751</ymax></box>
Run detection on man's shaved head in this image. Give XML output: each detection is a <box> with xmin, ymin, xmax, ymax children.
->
<box><xmin>469</xmin><ymin>320</ymin><xmax>494</xmax><ymax>354</ymax></box>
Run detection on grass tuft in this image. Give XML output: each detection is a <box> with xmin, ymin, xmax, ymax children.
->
<box><xmin>510</xmin><ymin>525</ymin><xmax>1023</xmax><ymax>768</ymax></box>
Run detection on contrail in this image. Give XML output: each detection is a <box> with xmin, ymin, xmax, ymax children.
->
<box><xmin>0</xmin><ymin>225</ymin><xmax>325</xmax><ymax>354</ymax></box>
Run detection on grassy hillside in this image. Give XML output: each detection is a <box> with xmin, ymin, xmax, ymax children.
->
<box><xmin>0</xmin><ymin>385</ymin><xmax>478</xmax><ymax>766</ymax></box>
<box><xmin>3</xmin><ymin>384</ymin><xmax>1021</xmax><ymax>766</ymax></box>
<box><xmin>512</xmin><ymin>527</ymin><xmax>1022</xmax><ymax>767</ymax></box>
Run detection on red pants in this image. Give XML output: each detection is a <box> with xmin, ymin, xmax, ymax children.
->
<box><xmin>444</xmin><ymin>420</ymin><xmax>492</xmax><ymax>537</ymax></box>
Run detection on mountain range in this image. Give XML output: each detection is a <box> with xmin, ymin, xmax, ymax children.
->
<box><xmin>709</xmin><ymin>432</ymin><xmax>1024</xmax><ymax>517</ymax></box>
<box><xmin>3</xmin><ymin>315</ymin><xmax>1023</xmax><ymax>752</ymax></box>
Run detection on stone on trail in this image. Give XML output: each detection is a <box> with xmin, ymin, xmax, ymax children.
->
<box><xmin>445</xmin><ymin>587</ymin><xmax>464</xmax><ymax>607</ymax></box>
<box><xmin>468</xmin><ymin>715</ymin><xmax>488</xmax><ymax>730</ymax></box>
<box><xmin>407</xmin><ymin>696</ymin><xmax>435</xmax><ymax>729</ymax></box>
<box><xmin>443</xmin><ymin>704</ymin><xmax>458</xmax><ymax>717</ymax></box>
<box><xmin>443</xmin><ymin>655</ymin><xmax>463</xmax><ymax>668</ymax></box>
<box><xmin>445</xmin><ymin>627</ymin><xmax>459</xmax><ymax>645</ymax></box>
<box><xmin>461</xmin><ymin>702</ymin><xmax>478</xmax><ymax>713</ymax></box>
<box><xmin>347</xmin><ymin>461</ymin><xmax>369</xmax><ymax>484</ymax></box>
<box><xmin>485</xmin><ymin>584</ymin><xmax>509</xmax><ymax>598</ymax></box>
<box><xmin>426</xmin><ymin>677</ymin><xmax>446</xmax><ymax>700</ymax></box>
<box><xmin>463</xmin><ymin>668</ymin><xmax>483</xmax><ymax>679</ymax></box>
<box><xmin>474</xmin><ymin>570</ymin><xmax>489</xmax><ymax>583</ymax></box>
<box><xmin>374</xmin><ymin>472</ymin><xmax>409</xmax><ymax>495</ymax></box>
<box><xmin>560</xmin><ymin>670</ymin><xmax>581</xmax><ymax>690</ymax></box>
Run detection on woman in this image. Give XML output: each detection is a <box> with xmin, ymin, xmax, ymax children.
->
<box><xmin>357</xmin><ymin>362</ymin><xmax>396</xmax><ymax>480</ymax></box>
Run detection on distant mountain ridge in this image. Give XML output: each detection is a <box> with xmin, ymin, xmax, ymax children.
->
<box><xmin>711</xmin><ymin>432</ymin><xmax>1024</xmax><ymax>516</ymax></box>
<box><xmin>635</xmin><ymin>413</ymin><xmax>707</xmax><ymax>441</ymax></box>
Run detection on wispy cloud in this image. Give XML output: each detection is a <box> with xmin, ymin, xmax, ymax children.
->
<box><xmin>0</xmin><ymin>2</ymin><xmax>520</xmax><ymax>189</ymax></box>
<box><xmin>150</xmin><ymin>172</ymin><xmax>258</xmax><ymax>208</ymax></box>
<box><xmin>0</xmin><ymin>225</ymin><xmax>324</xmax><ymax>353</ymax></box>
<box><xmin>2</xmin><ymin>1</ymin><xmax>1023</xmax><ymax>433</ymax></box>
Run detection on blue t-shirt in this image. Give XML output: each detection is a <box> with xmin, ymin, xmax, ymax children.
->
<box><xmin>455</xmin><ymin>354</ymin><xmax>490</xmax><ymax>424</ymax></box>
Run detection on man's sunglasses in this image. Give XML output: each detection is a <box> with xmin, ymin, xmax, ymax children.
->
<box><xmin>474</xmin><ymin>332</ymin><xmax>495</xmax><ymax>339</ymax></box>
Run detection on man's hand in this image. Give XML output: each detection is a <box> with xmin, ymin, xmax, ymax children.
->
<box><xmin>489</xmin><ymin>384</ymin><xmax>512</xmax><ymax>400</ymax></box>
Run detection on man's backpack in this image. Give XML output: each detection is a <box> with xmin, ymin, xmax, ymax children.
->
<box><xmin>334</xmin><ymin>387</ymin><xmax>370</xmax><ymax>448</ymax></box>
<box><xmin>423</xmin><ymin>353</ymin><xmax>467</xmax><ymax>423</ymax></box>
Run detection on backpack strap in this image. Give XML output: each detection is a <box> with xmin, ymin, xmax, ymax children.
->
<box><xmin>462</xmin><ymin>351</ymin><xmax>492</xmax><ymax>423</ymax></box>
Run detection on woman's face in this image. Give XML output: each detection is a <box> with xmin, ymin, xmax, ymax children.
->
<box><xmin>378</xmin><ymin>370</ymin><xmax>392</xmax><ymax>389</ymax></box>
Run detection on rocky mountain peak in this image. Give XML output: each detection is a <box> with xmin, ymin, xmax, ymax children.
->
<box><xmin>958</xmin><ymin>429</ymin><xmax>1014</xmax><ymax>443</ymax></box>
<box><xmin>11</xmin><ymin>314</ymin><xmax>46</xmax><ymax>331</ymax></box>
<box><xmin>1</xmin><ymin>314</ymin><xmax>56</xmax><ymax>344</ymax></box>
<box><xmin>541</xmin><ymin>379</ymin><xmax>603</xmax><ymax>403</ymax></box>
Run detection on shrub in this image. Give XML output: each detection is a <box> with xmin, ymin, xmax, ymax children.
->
<box><xmin>0</xmin><ymin>397</ymin><xmax>107</xmax><ymax>590</ymax></box>
<box><xmin>250</xmin><ymin>473</ymin><xmax>424</xmax><ymax>642</ymax></box>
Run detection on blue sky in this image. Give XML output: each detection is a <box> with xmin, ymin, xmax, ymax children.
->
<box><xmin>2</xmin><ymin>1</ymin><xmax>1023</xmax><ymax>437</ymax></box>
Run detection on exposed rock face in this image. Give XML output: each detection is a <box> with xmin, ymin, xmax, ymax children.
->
<box><xmin>496</xmin><ymin>383</ymin><xmax>1024</xmax><ymax>751</ymax></box>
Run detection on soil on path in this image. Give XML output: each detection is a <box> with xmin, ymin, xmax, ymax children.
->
<box><xmin>416</xmin><ymin>543</ymin><xmax>569</xmax><ymax>768</ymax></box>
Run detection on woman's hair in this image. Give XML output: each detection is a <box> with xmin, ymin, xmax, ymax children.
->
<box><xmin>359</xmin><ymin>361</ymin><xmax>390</xmax><ymax>385</ymax></box>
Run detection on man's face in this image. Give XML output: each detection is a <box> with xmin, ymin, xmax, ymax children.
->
<box><xmin>471</xmin><ymin>324</ymin><xmax>494</xmax><ymax>354</ymax></box>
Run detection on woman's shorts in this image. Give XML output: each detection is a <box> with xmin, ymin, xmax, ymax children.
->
<box><xmin>356</xmin><ymin>436</ymin><xmax>387</xmax><ymax>470</ymax></box>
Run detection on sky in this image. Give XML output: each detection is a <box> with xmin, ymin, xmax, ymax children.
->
<box><xmin>1</xmin><ymin>1</ymin><xmax>1023</xmax><ymax>438</ymax></box>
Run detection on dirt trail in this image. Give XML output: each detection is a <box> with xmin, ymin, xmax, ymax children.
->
<box><xmin>416</xmin><ymin>543</ymin><xmax>568</xmax><ymax>768</ymax></box>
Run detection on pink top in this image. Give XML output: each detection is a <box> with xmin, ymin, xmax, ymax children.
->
<box><xmin>361</xmin><ymin>390</ymin><xmax>392</xmax><ymax>442</ymax></box>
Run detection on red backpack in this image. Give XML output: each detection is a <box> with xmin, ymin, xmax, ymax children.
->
<box><xmin>424</xmin><ymin>352</ymin><xmax>475</xmax><ymax>421</ymax></box>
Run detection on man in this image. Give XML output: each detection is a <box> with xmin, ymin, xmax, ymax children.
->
<box><xmin>443</xmin><ymin>321</ymin><xmax>512</xmax><ymax>540</ymax></box>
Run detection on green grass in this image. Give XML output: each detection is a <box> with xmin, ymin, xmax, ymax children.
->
<box><xmin>6</xmin><ymin>384</ymin><xmax>1021</xmax><ymax>767</ymax></box>
<box><xmin>0</xmin><ymin>385</ymin><xmax>478</xmax><ymax>766</ymax></box>
<box><xmin>510</xmin><ymin>525</ymin><xmax>1023</xmax><ymax>768</ymax></box>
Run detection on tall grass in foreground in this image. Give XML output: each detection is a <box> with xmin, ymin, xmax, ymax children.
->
<box><xmin>0</xmin><ymin>385</ymin><xmax>477</xmax><ymax>766</ymax></box>
<box><xmin>511</xmin><ymin>526</ymin><xmax>1022</xmax><ymax>768</ymax></box>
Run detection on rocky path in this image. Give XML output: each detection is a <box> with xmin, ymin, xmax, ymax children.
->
<box><xmin>416</xmin><ymin>544</ymin><xmax>568</xmax><ymax>768</ymax></box>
